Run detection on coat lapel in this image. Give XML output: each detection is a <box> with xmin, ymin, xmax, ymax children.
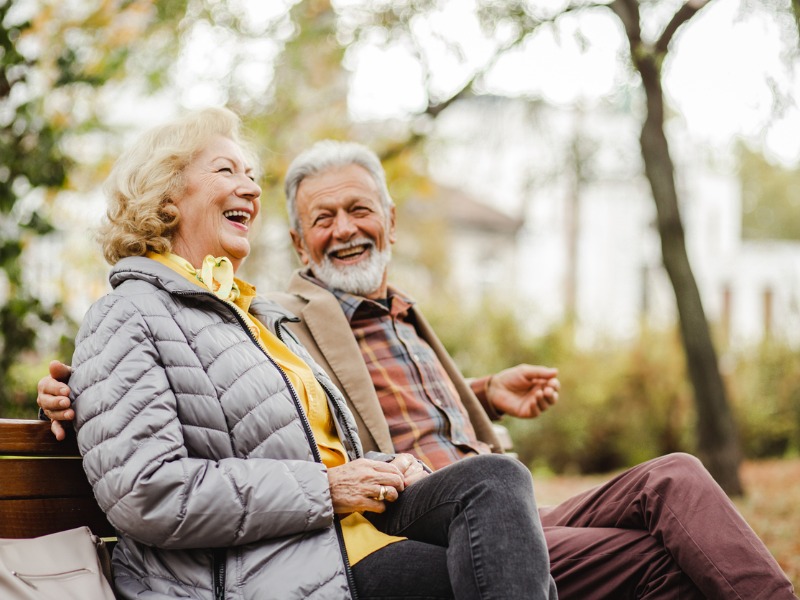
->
<box><xmin>281</xmin><ymin>270</ymin><xmax>502</xmax><ymax>456</ymax></box>
<box><xmin>285</xmin><ymin>272</ymin><xmax>395</xmax><ymax>454</ymax></box>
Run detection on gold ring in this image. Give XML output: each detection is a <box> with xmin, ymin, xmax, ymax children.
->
<box><xmin>377</xmin><ymin>485</ymin><xmax>386</xmax><ymax>502</ymax></box>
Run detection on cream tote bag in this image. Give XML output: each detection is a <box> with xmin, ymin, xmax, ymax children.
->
<box><xmin>0</xmin><ymin>526</ymin><xmax>115</xmax><ymax>599</ymax></box>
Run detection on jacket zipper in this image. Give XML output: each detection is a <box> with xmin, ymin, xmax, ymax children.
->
<box><xmin>175</xmin><ymin>290</ymin><xmax>360</xmax><ymax>599</ymax></box>
<box><xmin>274</xmin><ymin>320</ymin><xmax>361</xmax><ymax>600</ymax></box>
<box><xmin>274</xmin><ymin>320</ymin><xmax>362</xmax><ymax>459</ymax></box>
<box><xmin>212</xmin><ymin>548</ymin><xmax>226</xmax><ymax>600</ymax></box>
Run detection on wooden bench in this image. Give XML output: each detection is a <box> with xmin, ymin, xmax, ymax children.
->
<box><xmin>0</xmin><ymin>418</ymin><xmax>115</xmax><ymax>541</ymax></box>
<box><xmin>0</xmin><ymin>418</ymin><xmax>512</xmax><ymax>541</ymax></box>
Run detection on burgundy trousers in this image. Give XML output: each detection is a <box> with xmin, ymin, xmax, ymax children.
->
<box><xmin>539</xmin><ymin>453</ymin><xmax>797</xmax><ymax>600</ymax></box>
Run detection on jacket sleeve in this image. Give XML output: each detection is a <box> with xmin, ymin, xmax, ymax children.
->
<box><xmin>71</xmin><ymin>294</ymin><xmax>334</xmax><ymax>550</ymax></box>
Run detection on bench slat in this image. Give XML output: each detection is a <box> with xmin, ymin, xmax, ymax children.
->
<box><xmin>0</xmin><ymin>457</ymin><xmax>93</xmax><ymax>498</ymax></box>
<box><xmin>0</xmin><ymin>419</ymin><xmax>79</xmax><ymax>456</ymax></box>
<box><xmin>0</xmin><ymin>497</ymin><xmax>116</xmax><ymax>538</ymax></box>
<box><xmin>0</xmin><ymin>418</ymin><xmax>115</xmax><ymax>541</ymax></box>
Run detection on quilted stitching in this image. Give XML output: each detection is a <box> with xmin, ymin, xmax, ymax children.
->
<box><xmin>69</xmin><ymin>257</ymin><xmax>360</xmax><ymax>599</ymax></box>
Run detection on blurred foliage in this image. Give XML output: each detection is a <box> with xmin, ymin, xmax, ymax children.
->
<box><xmin>425</xmin><ymin>297</ymin><xmax>800</xmax><ymax>475</ymax></box>
<box><xmin>740</xmin><ymin>143</ymin><xmax>800</xmax><ymax>241</ymax></box>
<box><xmin>729</xmin><ymin>341</ymin><xmax>800</xmax><ymax>458</ymax></box>
<box><xmin>1</xmin><ymin>1</ymin><xmax>70</xmax><ymax>415</ymax></box>
<box><xmin>0</xmin><ymin>0</ymin><xmax>187</xmax><ymax>417</ymax></box>
<box><xmin>227</xmin><ymin>0</ymin><xmax>358</xmax><ymax>288</ymax></box>
<box><xmin>238</xmin><ymin>0</ymin><xmax>350</xmax><ymax>168</ymax></box>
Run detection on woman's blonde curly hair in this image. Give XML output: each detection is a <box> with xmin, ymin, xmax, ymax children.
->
<box><xmin>100</xmin><ymin>107</ymin><xmax>255</xmax><ymax>265</ymax></box>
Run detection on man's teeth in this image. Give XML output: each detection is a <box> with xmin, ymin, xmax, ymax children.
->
<box><xmin>223</xmin><ymin>210</ymin><xmax>250</xmax><ymax>224</ymax></box>
<box><xmin>333</xmin><ymin>245</ymin><xmax>367</xmax><ymax>259</ymax></box>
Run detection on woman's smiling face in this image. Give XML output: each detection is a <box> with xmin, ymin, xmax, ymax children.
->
<box><xmin>170</xmin><ymin>135</ymin><xmax>261</xmax><ymax>271</ymax></box>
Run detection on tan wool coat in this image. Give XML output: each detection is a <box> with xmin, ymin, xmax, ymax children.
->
<box><xmin>267</xmin><ymin>271</ymin><xmax>503</xmax><ymax>457</ymax></box>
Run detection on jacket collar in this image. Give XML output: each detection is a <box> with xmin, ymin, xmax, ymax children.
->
<box><xmin>111</xmin><ymin>256</ymin><xmax>299</xmax><ymax>330</ymax></box>
<box><xmin>110</xmin><ymin>256</ymin><xmax>199</xmax><ymax>294</ymax></box>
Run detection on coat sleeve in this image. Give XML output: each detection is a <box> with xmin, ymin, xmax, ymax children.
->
<box><xmin>71</xmin><ymin>294</ymin><xmax>334</xmax><ymax>550</ymax></box>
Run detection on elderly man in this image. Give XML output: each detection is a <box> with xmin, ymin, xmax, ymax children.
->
<box><xmin>40</xmin><ymin>141</ymin><xmax>797</xmax><ymax>600</ymax></box>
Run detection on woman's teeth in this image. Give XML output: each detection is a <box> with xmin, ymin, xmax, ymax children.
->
<box><xmin>223</xmin><ymin>210</ymin><xmax>250</xmax><ymax>225</ymax></box>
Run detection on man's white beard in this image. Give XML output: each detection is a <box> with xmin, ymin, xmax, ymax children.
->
<box><xmin>310</xmin><ymin>237</ymin><xmax>391</xmax><ymax>297</ymax></box>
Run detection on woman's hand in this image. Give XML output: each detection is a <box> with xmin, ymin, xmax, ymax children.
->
<box><xmin>327</xmin><ymin>458</ymin><xmax>405</xmax><ymax>514</ymax></box>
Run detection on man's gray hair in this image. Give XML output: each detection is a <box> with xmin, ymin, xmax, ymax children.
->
<box><xmin>284</xmin><ymin>140</ymin><xmax>394</xmax><ymax>232</ymax></box>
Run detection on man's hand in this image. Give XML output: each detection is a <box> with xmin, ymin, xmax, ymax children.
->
<box><xmin>487</xmin><ymin>364</ymin><xmax>559</xmax><ymax>419</ymax></box>
<box><xmin>37</xmin><ymin>360</ymin><xmax>74</xmax><ymax>441</ymax></box>
<box><xmin>327</xmin><ymin>458</ymin><xmax>406</xmax><ymax>514</ymax></box>
<box><xmin>390</xmin><ymin>453</ymin><xmax>428</xmax><ymax>487</ymax></box>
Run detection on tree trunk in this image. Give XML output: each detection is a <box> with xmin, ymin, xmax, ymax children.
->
<box><xmin>564</xmin><ymin>123</ymin><xmax>583</xmax><ymax>322</ymax></box>
<box><xmin>635</xmin><ymin>52</ymin><xmax>743</xmax><ymax>496</ymax></box>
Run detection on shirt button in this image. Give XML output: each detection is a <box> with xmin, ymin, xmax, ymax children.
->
<box><xmin>432</xmin><ymin>398</ymin><xmax>443</xmax><ymax>407</ymax></box>
<box><xmin>412</xmin><ymin>354</ymin><xmax>420</xmax><ymax>361</ymax></box>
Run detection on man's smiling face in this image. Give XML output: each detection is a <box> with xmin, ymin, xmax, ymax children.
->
<box><xmin>290</xmin><ymin>163</ymin><xmax>396</xmax><ymax>299</ymax></box>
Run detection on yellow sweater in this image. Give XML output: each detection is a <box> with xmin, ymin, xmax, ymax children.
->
<box><xmin>150</xmin><ymin>252</ymin><xmax>403</xmax><ymax>564</ymax></box>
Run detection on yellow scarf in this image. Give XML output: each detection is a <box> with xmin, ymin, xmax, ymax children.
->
<box><xmin>166</xmin><ymin>253</ymin><xmax>240</xmax><ymax>302</ymax></box>
<box><xmin>152</xmin><ymin>252</ymin><xmax>261</xmax><ymax>338</ymax></box>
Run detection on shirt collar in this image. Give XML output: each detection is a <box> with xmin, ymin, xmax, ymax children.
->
<box><xmin>300</xmin><ymin>269</ymin><xmax>415</xmax><ymax>323</ymax></box>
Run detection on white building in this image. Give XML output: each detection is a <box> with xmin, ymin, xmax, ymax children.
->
<box><xmin>393</xmin><ymin>184</ymin><xmax>524</xmax><ymax>304</ymax></box>
<box><xmin>425</xmin><ymin>95</ymin><xmax>800</xmax><ymax>348</ymax></box>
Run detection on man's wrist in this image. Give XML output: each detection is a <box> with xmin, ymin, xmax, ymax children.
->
<box><xmin>470</xmin><ymin>375</ymin><xmax>504</xmax><ymax>420</ymax></box>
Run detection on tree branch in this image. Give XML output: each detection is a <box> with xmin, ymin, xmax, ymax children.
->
<box><xmin>383</xmin><ymin>1</ymin><xmax>618</xmax><ymax>155</ymax></box>
<box><xmin>424</xmin><ymin>2</ymin><xmax>608</xmax><ymax>118</ymax></box>
<box><xmin>655</xmin><ymin>0</ymin><xmax>712</xmax><ymax>54</ymax></box>
<box><xmin>610</xmin><ymin>0</ymin><xmax>641</xmax><ymax>45</ymax></box>
<box><xmin>378</xmin><ymin>132</ymin><xmax>426</xmax><ymax>162</ymax></box>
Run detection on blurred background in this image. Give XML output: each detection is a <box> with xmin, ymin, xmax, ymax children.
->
<box><xmin>2</xmin><ymin>0</ymin><xmax>800</xmax><ymax>502</ymax></box>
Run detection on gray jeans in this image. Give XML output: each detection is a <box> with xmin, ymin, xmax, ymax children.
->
<box><xmin>355</xmin><ymin>454</ymin><xmax>557</xmax><ymax>600</ymax></box>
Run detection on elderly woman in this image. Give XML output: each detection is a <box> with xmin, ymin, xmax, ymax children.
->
<box><xmin>68</xmin><ymin>107</ymin><xmax>556</xmax><ymax>600</ymax></box>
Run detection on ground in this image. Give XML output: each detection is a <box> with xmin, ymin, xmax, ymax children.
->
<box><xmin>533</xmin><ymin>457</ymin><xmax>800</xmax><ymax>591</ymax></box>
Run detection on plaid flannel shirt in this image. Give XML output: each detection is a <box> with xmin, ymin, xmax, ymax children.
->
<box><xmin>329</xmin><ymin>286</ymin><xmax>491</xmax><ymax>470</ymax></box>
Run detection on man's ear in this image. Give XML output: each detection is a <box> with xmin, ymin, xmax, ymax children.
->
<box><xmin>388</xmin><ymin>205</ymin><xmax>397</xmax><ymax>245</ymax></box>
<box><xmin>290</xmin><ymin>229</ymin><xmax>310</xmax><ymax>265</ymax></box>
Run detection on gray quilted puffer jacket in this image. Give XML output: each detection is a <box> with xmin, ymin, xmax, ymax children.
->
<box><xmin>70</xmin><ymin>257</ymin><xmax>363</xmax><ymax>600</ymax></box>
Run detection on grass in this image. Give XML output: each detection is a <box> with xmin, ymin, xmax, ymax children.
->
<box><xmin>734</xmin><ymin>458</ymin><xmax>800</xmax><ymax>590</ymax></box>
<box><xmin>532</xmin><ymin>457</ymin><xmax>800</xmax><ymax>591</ymax></box>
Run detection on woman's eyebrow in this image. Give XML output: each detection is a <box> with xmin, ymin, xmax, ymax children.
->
<box><xmin>212</xmin><ymin>155</ymin><xmax>250</xmax><ymax>171</ymax></box>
